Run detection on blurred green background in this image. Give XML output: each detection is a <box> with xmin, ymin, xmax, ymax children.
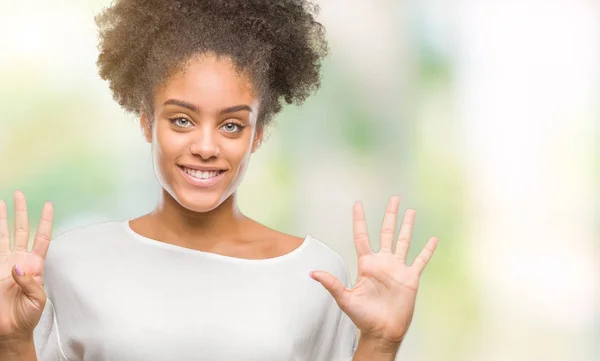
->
<box><xmin>0</xmin><ymin>1</ymin><xmax>598</xmax><ymax>360</ymax></box>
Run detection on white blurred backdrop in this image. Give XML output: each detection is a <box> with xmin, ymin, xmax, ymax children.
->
<box><xmin>0</xmin><ymin>0</ymin><xmax>598</xmax><ymax>360</ymax></box>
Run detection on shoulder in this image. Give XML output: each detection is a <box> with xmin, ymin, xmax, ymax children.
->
<box><xmin>43</xmin><ymin>220</ymin><xmax>128</xmax><ymax>299</ymax></box>
<box><xmin>253</xmin><ymin>224</ymin><xmax>352</xmax><ymax>284</ymax></box>
<box><xmin>263</xmin><ymin>228</ymin><xmax>348</xmax><ymax>272</ymax></box>
<box><xmin>51</xmin><ymin>220</ymin><xmax>125</xmax><ymax>245</ymax></box>
<box><xmin>305</xmin><ymin>235</ymin><xmax>346</xmax><ymax>265</ymax></box>
<box><xmin>46</xmin><ymin>220</ymin><xmax>126</xmax><ymax>263</ymax></box>
<box><xmin>304</xmin><ymin>235</ymin><xmax>352</xmax><ymax>285</ymax></box>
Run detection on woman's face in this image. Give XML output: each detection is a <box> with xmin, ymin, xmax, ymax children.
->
<box><xmin>141</xmin><ymin>54</ymin><xmax>263</xmax><ymax>213</ymax></box>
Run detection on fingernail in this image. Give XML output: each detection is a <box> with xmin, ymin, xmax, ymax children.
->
<box><xmin>15</xmin><ymin>264</ymin><xmax>23</xmax><ymax>276</ymax></box>
<box><xmin>309</xmin><ymin>271</ymin><xmax>315</xmax><ymax>279</ymax></box>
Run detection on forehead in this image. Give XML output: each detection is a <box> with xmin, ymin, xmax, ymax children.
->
<box><xmin>155</xmin><ymin>54</ymin><xmax>257</xmax><ymax>109</ymax></box>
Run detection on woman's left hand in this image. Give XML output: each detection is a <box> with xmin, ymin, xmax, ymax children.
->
<box><xmin>311</xmin><ymin>196</ymin><xmax>438</xmax><ymax>347</ymax></box>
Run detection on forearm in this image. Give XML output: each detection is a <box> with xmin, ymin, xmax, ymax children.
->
<box><xmin>352</xmin><ymin>334</ymin><xmax>401</xmax><ymax>361</ymax></box>
<box><xmin>0</xmin><ymin>335</ymin><xmax>38</xmax><ymax>361</ymax></box>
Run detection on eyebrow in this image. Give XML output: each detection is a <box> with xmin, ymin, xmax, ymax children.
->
<box><xmin>163</xmin><ymin>99</ymin><xmax>253</xmax><ymax>115</ymax></box>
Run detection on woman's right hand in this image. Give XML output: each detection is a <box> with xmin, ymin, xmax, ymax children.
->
<box><xmin>0</xmin><ymin>191</ymin><xmax>53</xmax><ymax>341</ymax></box>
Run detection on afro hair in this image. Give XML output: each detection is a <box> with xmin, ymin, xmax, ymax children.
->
<box><xmin>95</xmin><ymin>0</ymin><xmax>329</xmax><ymax>128</ymax></box>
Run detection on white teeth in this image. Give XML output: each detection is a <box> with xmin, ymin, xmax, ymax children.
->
<box><xmin>183</xmin><ymin>167</ymin><xmax>221</xmax><ymax>180</ymax></box>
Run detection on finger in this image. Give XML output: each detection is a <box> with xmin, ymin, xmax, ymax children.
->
<box><xmin>379</xmin><ymin>195</ymin><xmax>400</xmax><ymax>253</ymax></box>
<box><xmin>13</xmin><ymin>191</ymin><xmax>29</xmax><ymax>252</ymax></box>
<box><xmin>12</xmin><ymin>264</ymin><xmax>47</xmax><ymax>311</ymax></box>
<box><xmin>411</xmin><ymin>237</ymin><xmax>438</xmax><ymax>275</ymax></box>
<box><xmin>0</xmin><ymin>200</ymin><xmax>10</xmax><ymax>255</ymax></box>
<box><xmin>32</xmin><ymin>202</ymin><xmax>54</xmax><ymax>259</ymax></box>
<box><xmin>310</xmin><ymin>270</ymin><xmax>349</xmax><ymax>309</ymax></box>
<box><xmin>394</xmin><ymin>208</ymin><xmax>415</xmax><ymax>261</ymax></box>
<box><xmin>353</xmin><ymin>202</ymin><xmax>372</xmax><ymax>257</ymax></box>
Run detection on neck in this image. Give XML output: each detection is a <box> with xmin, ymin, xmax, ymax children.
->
<box><xmin>144</xmin><ymin>189</ymin><xmax>249</xmax><ymax>247</ymax></box>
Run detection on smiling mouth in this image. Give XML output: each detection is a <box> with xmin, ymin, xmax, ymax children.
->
<box><xmin>179</xmin><ymin>166</ymin><xmax>225</xmax><ymax>180</ymax></box>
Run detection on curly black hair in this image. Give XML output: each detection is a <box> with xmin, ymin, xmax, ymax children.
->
<box><xmin>95</xmin><ymin>0</ymin><xmax>329</xmax><ymax>129</ymax></box>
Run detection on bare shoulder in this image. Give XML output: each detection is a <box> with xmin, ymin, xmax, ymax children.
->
<box><xmin>244</xmin><ymin>221</ymin><xmax>305</xmax><ymax>255</ymax></box>
<box><xmin>264</xmin><ymin>229</ymin><xmax>306</xmax><ymax>255</ymax></box>
<box><xmin>250</xmin><ymin>223</ymin><xmax>344</xmax><ymax>263</ymax></box>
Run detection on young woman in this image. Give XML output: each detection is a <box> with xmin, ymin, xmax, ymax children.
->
<box><xmin>0</xmin><ymin>1</ymin><xmax>438</xmax><ymax>360</ymax></box>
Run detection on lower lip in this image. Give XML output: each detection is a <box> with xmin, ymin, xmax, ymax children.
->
<box><xmin>178</xmin><ymin>166</ymin><xmax>226</xmax><ymax>188</ymax></box>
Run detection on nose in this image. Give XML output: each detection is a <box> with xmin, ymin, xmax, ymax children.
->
<box><xmin>189</xmin><ymin>128</ymin><xmax>220</xmax><ymax>159</ymax></box>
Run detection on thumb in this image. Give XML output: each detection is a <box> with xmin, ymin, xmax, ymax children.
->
<box><xmin>12</xmin><ymin>265</ymin><xmax>46</xmax><ymax>311</ymax></box>
<box><xmin>310</xmin><ymin>270</ymin><xmax>348</xmax><ymax>306</ymax></box>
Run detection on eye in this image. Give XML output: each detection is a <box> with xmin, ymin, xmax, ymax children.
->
<box><xmin>221</xmin><ymin>122</ymin><xmax>244</xmax><ymax>133</ymax></box>
<box><xmin>170</xmin><ymin>117</ymin><xmax>192</xmax><ymax>128</ymax></box>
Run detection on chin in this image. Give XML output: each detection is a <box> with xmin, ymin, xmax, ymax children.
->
<box><xmin>173</xmin><ymin>187</ymin><xmax>232</xmax><ymax>213</ymax></box>
<box><xmin>158</xmin><ymin>167</ymin><xmax>239</xmax><ymax>213</ymax></box>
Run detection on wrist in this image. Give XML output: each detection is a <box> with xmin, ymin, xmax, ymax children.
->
<box><xmin>353</xmin><ymin>333</ymin><xmax>401</xmax><ymax>361</ymax></box>
<box><xmin>0</xmin><ymin>333</ymin><xmax>36</xmax><ymax>360</ymax></box>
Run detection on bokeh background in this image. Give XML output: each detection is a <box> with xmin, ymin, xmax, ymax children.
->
<box><xmin>1</xmin><ymin>0</ymin><xmax>598</xmax><ymax>360</ymax></box>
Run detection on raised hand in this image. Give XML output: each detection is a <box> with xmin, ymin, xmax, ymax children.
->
<box><xmin>311</xmin><ymin>196</ymin><xmax>438</xmax><ymax>347</ymax></box>
<box><xmin>0</xmin><ymin>191</ymin><xmax>53</xmax><ymax>340</ymax></box>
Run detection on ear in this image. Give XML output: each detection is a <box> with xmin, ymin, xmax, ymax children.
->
<box><xmin>140</xmin><ymin>107</ymin><xmax>153</xmax><ymax>143</ymax></box>
<box><xmin>251</xmin><ymin>126</ymin><xmax>264</xmax><ymax>153</ymax></box>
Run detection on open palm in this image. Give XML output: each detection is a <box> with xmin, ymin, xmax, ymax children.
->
<box><xmin>311</xmin><ymin>196</ymin><xmax>437</xmax><ymax>345</ymax></box>
<box><xmin>0</xmin><ymin>191</ymin><xmax>53</xmax><ymax>339</ymax></box>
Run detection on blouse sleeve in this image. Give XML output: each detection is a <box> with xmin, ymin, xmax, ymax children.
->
<box><xmin>33</xmin><ymin>298</ymin><xmax>69</xmax><ymax>361</ymax></box>
<box><xmin>306</xmin><ymin>253</ymin><xmax>358</xmax><ymax>361</ymax></box>
<box><xmin>339</xmin><ymin>268</ymin><xmax>358</xmax><ymax>361</ymax></box>
<box><xmin>325</xmin><ymin>261</ymin><xmax>358</xmax><ymax>361</ymax></box>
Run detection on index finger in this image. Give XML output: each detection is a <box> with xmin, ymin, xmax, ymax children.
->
<box><xmin>31</xmin><ymin>201</ymin><xmax>54</xmax><ymax>259</ymax></box>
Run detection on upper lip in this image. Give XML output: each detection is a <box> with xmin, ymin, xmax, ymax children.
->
<box><xmin>178</xmin><ymin>164</ymin><xmax>227</xmax><ymax>172</ymax></box>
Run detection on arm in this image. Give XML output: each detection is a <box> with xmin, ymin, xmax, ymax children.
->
<box><xmin>0</xmin><ymin>192</ymin><xmax>54</xmax><ymax>361</ymax></box>
<box><xmin>0</xmin><ymin>335</ymin><xmax>38</xmax><ymax>361</ymax></box>
<box><xmin>310</xmin><ymin>197</ymin><xmax>438</xmax><ymax>361</ymax></box>
<box><xmin>352</xmin><ymin>335</ymin><xmax>400</xmax><ymax>361</ymax></box>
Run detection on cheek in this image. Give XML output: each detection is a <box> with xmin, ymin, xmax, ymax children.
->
<box><xmin>225</xmin><ymin>134</ymin><xmax>255</xmax><ymax>166</ymax></box>
<box><xmin>228</xmin><ymin>145</ymin><xmax>255</xmax><ymax>185</ymax></box>
<box><xmin>154</xmin><ymin>127</ymin><xmax>186</xmax><ymax>158</ymax></box>
<box><xmin>151</xmin><ymin>129</ymin><xmax>188</xmax><ymax>183</ymax></box>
